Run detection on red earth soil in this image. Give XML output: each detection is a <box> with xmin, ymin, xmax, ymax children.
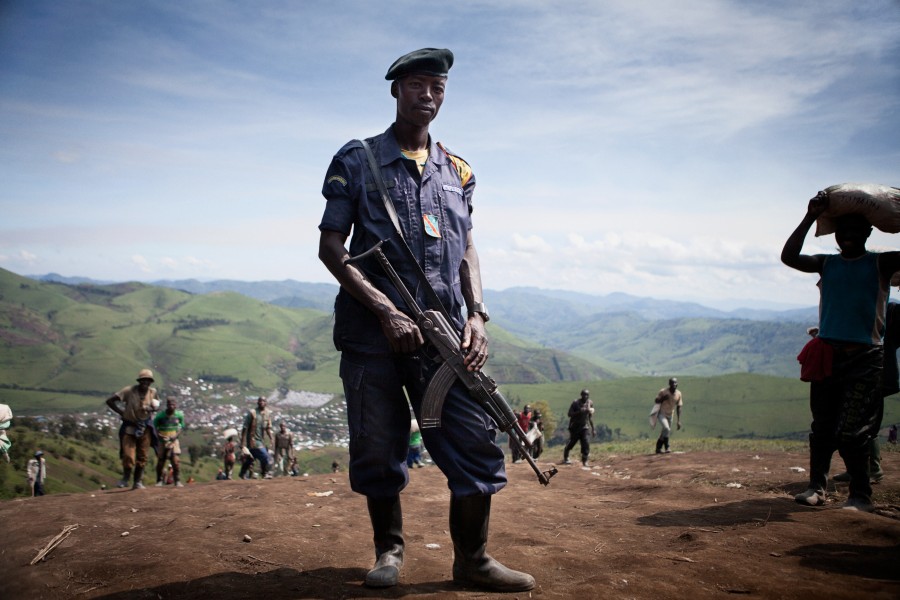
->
<box><xmin>2</xmin><ymin>449</ymin><xmax>899</xmax><ymax>599</ymax></box>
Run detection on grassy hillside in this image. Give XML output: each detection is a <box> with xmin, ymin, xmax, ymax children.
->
<box><xmin>0</xmin><ymin>422</ymin><xmax>351</xmax><ymax>500</ymax></box>
<box><xmin>501</xmin><ymin>373</ymin><xmax>900</xmax><ymax>442</ymax></box>
<box><xmin>0</xmin><ymin>268</ymin><xmax>610</xmax><ymax>413</ymax></box>
<box><xmin>540</xmin><ymin>312</ymin><xmax>812</xmax><ymax>378</ymax></box>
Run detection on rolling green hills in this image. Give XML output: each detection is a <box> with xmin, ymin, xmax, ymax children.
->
<box><xmin>0</xmin><ymin>267</ymin><xmax>611</xmax><ymax>413</ymax></box>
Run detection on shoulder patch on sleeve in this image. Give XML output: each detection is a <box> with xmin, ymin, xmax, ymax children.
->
<box><xmin>334</xmin><ymin>139</ymin><xmax>365</xmax><ymax>159</ymax></box>
<box><xmin>437</xmin><ymin>142</ymin><xmax>473</xmax><ymax>187</ymax></box>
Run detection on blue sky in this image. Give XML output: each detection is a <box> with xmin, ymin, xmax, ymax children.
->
<box><xmin>1</xmin><ymin>1</ymin><xmax>898</xmax><ymax>309</ymax></box>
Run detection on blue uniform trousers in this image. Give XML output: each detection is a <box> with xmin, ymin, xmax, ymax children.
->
<box><xmin>340</xmin><ymin>351</ymin><xmax>507</xmax><ymax>499</ymax></box>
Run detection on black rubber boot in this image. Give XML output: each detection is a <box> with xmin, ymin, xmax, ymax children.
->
<box><xmin>132</xmin><ymin>466</ymin><xmax>145</xmax><ymax>490</ymax></box>
<box><xmin>655</xmin><ymin>439</ymin><xmax>664</xmax><ymax>454</ymax></box>
<box><xmin>796</xmin><ymin>433</ymin><xmax>832</xmax><ymax>506</ymax></box>
<box><xmin>870</xmin><ymin>438</ymin><xmax>884</xmax><ymax>482</ymax></box>
<box><xmin>663</xmin><ymin>437</ymin><xmax>671</xmax><ymax>453</ymax></box>
<box><xmin>450</xmin><ymin>495</ymin><xmax>535</xmax><ymax>592</ymax></box>
<box><xmin>839</xmin><ymin>440</ymin><xmax>873</xmax><ymax>506</ymax></box>
<box><xmin>808</xmin><ymin>433</ymin><xmax>832</xmax><ymax>493</ymax></box>
<box><xmin>835</xmin><ymin>437</ymin><xmax>886</xmax><ymax>483</ymax></box>
<box><xmin>117</xmin><ymin>467</ymin><xmax>132</xmax><ymax>488</ymax></box>
<box><xmin>364</xmin><ymin>496</ymin><xmax>404</xmax><ymax>588</ymax></box>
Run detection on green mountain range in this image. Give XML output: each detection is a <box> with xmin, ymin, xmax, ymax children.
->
<box><xmin>33</xmin><ymin>272</ymin><xmax>821</xmax><ymax>379</ymax></box>
<box><xmin>0</xmin><ymin>268</ymin><xmax>611</xmax><ymax>413</ymax></box>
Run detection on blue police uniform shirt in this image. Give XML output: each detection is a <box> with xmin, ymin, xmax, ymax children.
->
<box><xmin>319</xmin><ymin>125</ymin><xmax>476</xmax><ymax>354</ymax></box>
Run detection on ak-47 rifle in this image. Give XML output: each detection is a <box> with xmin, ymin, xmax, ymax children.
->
<box><xmin>345</xmin><ymin>240</ymin><xmax>558</xmax><ymax>486</ymax></box>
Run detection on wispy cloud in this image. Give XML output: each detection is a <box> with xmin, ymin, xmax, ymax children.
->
<box><xmin>1</xmin><ymin>0</ymin><xmax>897</xmax><ymax>307</ymax></box>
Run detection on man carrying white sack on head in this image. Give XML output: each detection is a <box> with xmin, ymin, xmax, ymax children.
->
<box><xmin>782</xmin><ymin>184</ymin><xmax>900</xmax><ymax>512</ymax></box>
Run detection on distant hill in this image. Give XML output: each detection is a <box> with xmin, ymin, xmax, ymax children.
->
<box><xmin>3</xmin><ymin>268</ymin><xmax>611</xmax><ymax>413</ymax></box>
<box><xmin>486</xmin><ymin>286</ymin><xmax>817</xmax><ymax>324</ymax></box>
<box><xmin>33</xmin><ymin>274</ymin><xmax>340</xmax><ymax>313</ymax></box>
<box><xmin>27</xmin><ymin>272</ymin><xmax>823</xmax><ymax>380</ymax></box>
<box><xmin>32</xmin><ymin>274</ymin><xmax>818</xmax><ymax>323</ymax></box>
<box><xmin>482</xmin><ymin>288</ymin><xmax>818</xmax><ymax>378</ymax></box>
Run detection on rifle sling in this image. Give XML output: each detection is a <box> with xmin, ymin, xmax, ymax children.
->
<box><xmin>359</xmin><ymin>139</ymin><xmax>451</xmax><ymax>318</ymax></box>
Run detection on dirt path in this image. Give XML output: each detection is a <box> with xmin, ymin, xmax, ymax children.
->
<box><xmin>2</xmin><ymin>449</ymin><xmax>899</xmax><ymax>599</ymax></box>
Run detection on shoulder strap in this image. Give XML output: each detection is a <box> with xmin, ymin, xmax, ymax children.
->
<box><xmin>360</xmin><ymin>139</ymin><xmax>404</xmax><ymax>236</ymax></box>
<box><xmin>358</xmin><ymin>139</ymin><xmax>450</xmax><ymax>317</ymax></box>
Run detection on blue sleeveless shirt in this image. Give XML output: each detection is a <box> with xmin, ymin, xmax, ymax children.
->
<box><xmin>818</xmin><ymin>252</ymin><xmax>888</xmax><ymax>346</ymax></box>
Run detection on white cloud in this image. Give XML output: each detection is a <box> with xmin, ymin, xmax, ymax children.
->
<box><xmin>131</xmin><ymin>255</ymin><xmax>152</xmax><ymax>273</ymax></box>
<box><xmin>0</xmin><ymin>1</ymin><xmax>896</xmax><ymax>309</ymax></box>
<box><xmin>511</xmin><ymin>233</ymin><xmax>552</xmax><ymax>254</ymax></box>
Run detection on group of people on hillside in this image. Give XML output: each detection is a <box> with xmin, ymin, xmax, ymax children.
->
<box><xmin>230</xmin><ymin>396</ymin><xmax>300</xmax><ymax>480</ymax></box>
<box><xmin>507</xmin><ymin>405</ymin><xmax>545</xmax><ymax>464</ymax></box>
<box><xmin>104</xmin><ymin>370</ymin><xmax>301</xmax><ymax>489</ymax></box>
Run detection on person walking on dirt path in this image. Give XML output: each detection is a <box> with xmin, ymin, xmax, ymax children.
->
<box><xmin>153</xmin><ymin>396</ymin><xmax>185</xmax><ymax>488</ymax></box>
<box><xmin>240</xmin><ymin>396</ymin><xmax>274</xmax><ymax>480</ymax></box>
<box><xmin>510</xmin><ymin>405</ymin><xmax>533</xmax><ymax>463</ymax></box>
<box><xmin>273</xmin><ymin>422</ymin><xmax>295</xmax><ymax>476</ymax></box>
<box><xmin>654</xmin><ymin>378</ymin><xmax>683</xmax><ymax>454</ymax></box>
<box><xmin>26</xmin><ymin>450</ymin><xmax>46</xmax><ymax>496</ymax></box>
<box><xmin>317</xmin><ymin>48</ymin><xmax>533</xmax><ymax>592</ymax></box>
<box><xmin>782</xmin><ymin>191</ymin><xmax>900</xmax><ymax>511</ymax></box>
<box><xmin>106</xmin><ymin>368</ymin><xmax>160</xmax><ymax>490</ymax></box>
<box><xmin>529</xmin><ymin>409</ymin><xmax>545</xmax><ymax>459</ymax></box>
<box><xmin>222</xmin><ymin>435</ymin><xmax>237</xmax><ymax>479</ymax></box>
<box><xmin>563</xmin><ymin>389</ymin><xmax>594</xmax><ymax>466</ymax></box>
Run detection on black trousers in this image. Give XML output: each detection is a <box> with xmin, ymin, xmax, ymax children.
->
<box><xmin>807</xmin><ymin>343</ymin><xmax>882</xmax><ymax>501</ymax></box>
<box><xmin>564</xmin><ymin>427</ymin><xmax>590</xmax><ymax>461</ymax></box>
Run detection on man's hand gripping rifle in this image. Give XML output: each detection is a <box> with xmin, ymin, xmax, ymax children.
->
<box><xmin>346</xmin><ymin>241</ymin><xmax>557</xmax><ymax>486</ymax></box>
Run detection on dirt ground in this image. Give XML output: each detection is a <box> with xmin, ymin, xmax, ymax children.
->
<box><xmin>2</xmin><ymin>449</ymin><xmax>899</xmax><ymax>600</ymax></box>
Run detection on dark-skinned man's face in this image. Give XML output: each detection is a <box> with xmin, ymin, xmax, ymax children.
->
<box><xmin>166</xmin><ymin>399</ymin><xmax>176</xmax><ymax>414</ymax></box>
<box><xmin>834</xmin><ymin>217</ymin><xmax>871</xmax><ymax>258</ymax></box>
<box><xmin>394</xmin><ymin>74</ymin><xmax>446</xmax><ymax>128</ymax></box>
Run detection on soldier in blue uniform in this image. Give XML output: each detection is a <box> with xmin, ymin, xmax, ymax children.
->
<box><xmin>318</xmin><ymin>48</ymin><xmax>533</xmax><ymax>592</ymax></box>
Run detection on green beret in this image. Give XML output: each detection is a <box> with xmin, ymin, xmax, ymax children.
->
<box><xmin>385</xmin><ymin>48</ymin><xmax>454</xmax><ymax>80</ymax></box>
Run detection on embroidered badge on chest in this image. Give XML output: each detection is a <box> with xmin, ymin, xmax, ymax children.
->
<box><xmin>423</xmin><ymin>214</ymin><xmax>442</xmax><ymax>238</ymax></box>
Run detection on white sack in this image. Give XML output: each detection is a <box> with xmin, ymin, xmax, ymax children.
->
<box><xmin>815</xmin><ymin>182</ymin><xmax>900</xmax><ymax>236</ymax></box>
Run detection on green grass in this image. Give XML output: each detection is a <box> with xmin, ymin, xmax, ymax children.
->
<box><xmin>502</xmin><ymin>373</ymin><xmax>900</xmax><ymax>441</ymax></box>
<box><xmin>0</xmin><ymin>389</ymin><xmax>102</xmax><ymax>413</ymax></box>
<box><xmin>573</xmin><ymin>437</ymin><xmax>810</xmax><ymax>456</ymax></box>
